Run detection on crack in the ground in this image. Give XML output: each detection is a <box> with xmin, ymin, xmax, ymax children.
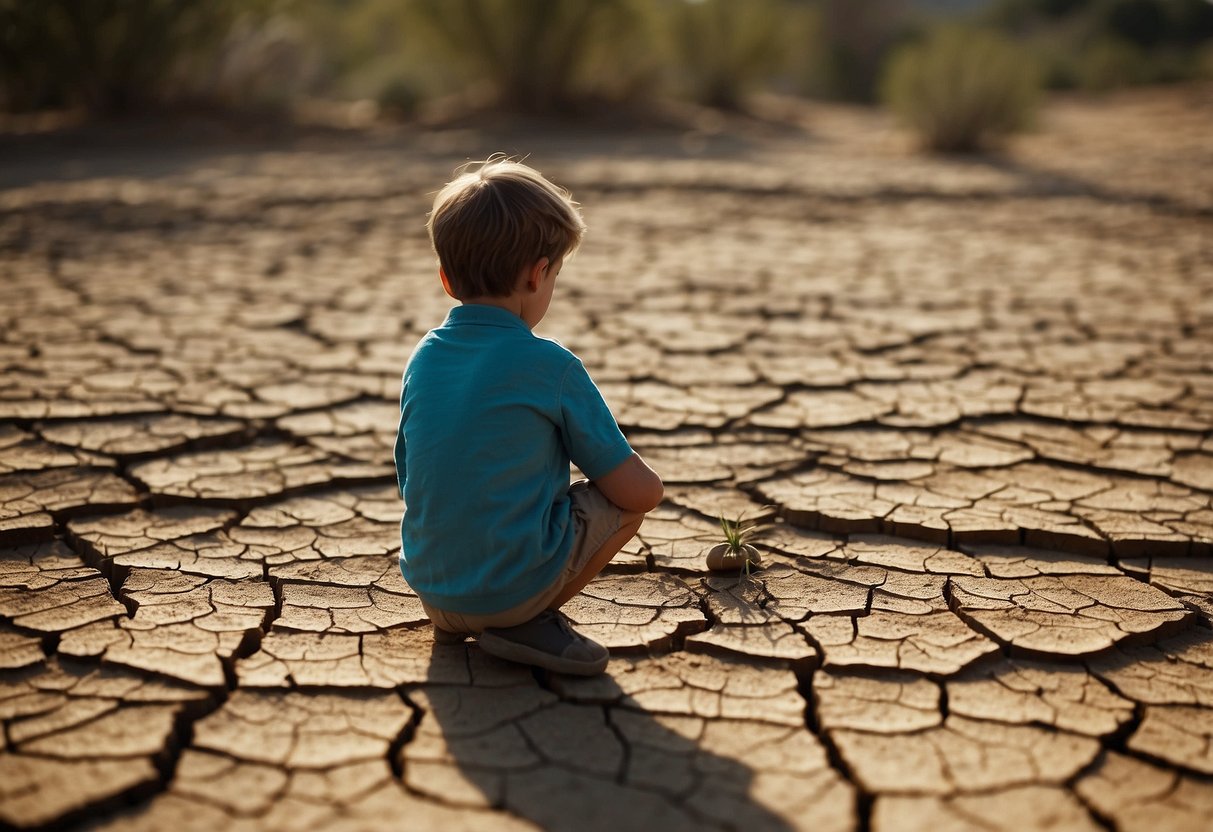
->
<box><xmin>3</xmin><ymin>102</ymin><xmax>1212</xmax><ymax>830</ymax></box>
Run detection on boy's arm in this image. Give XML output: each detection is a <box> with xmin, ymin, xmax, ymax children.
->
<box><xmin>559</xmin><ymin>358</ymin><xmax>663</xmax><ymax>513</ymax></box>
<box><xmin>594</xmin><ymin>452</ymin><xmax>664</xmax><ymax>514</ymax></box>
<box><xmin>393</xmin><ymin>421</ymin><xmax>406</xmax><ymax>500</ymax></box>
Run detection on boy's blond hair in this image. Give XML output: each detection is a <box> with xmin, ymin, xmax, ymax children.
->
<box><xmin>427</xmin><ymin>157</ymin><xmax>587</xmax><ymax>299</ymax></box>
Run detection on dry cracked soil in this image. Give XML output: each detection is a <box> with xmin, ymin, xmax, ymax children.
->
<box><xmin>1</xmin><ymin>85</ymin><xmax>1211</xmax><ymax>831</ymax></box>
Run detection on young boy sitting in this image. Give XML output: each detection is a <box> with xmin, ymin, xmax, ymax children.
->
<box><xmin>394</xmin><ymin>157</ymin><xmax>664</xmax><ymax>676</ymax></box>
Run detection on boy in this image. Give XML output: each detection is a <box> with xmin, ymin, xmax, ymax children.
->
<box><xmin>394</xmin><ymin>158</ymin><xmax>663</xmax><ymax>676</ymax></box>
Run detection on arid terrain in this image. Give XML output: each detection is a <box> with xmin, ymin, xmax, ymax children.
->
<box><xmin>1</xmin><ymin>84</ymin><xmax>1211</xmax><ymax>831</ymax></box>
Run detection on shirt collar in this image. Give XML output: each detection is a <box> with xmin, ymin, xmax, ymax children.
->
<box><xmin>444</xmin><ymin>304</ymin><xmax>530</xmax><ymax>332</ymax></box>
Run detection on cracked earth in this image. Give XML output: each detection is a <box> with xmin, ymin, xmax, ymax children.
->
<box><xmin>1</xmin><ymin>86</ymin><xmax>1212</xmax><ymax>830</ymax></box>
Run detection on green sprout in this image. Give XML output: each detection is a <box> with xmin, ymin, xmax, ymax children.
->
<box><xmin>718</xmin><ymin>511</ymin><xmax>760</xmax><ymax>578</ymax></box>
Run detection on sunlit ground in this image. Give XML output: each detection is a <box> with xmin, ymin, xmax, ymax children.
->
<box><xmin>1</xmin><ymin>83</ymin><xmax>1211</xmax><ymax>831</ymax></box>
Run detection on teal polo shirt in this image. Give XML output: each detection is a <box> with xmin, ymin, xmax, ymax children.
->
<box><xmin>395</xmin><ymin>304</ymin><xmax>633</xmax><ymax>615</ymax></box>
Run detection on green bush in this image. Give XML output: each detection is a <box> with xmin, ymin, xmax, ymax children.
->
<box><xmin>293</xmin><ymin>0</ymin><xmax>435</xmax><ymax>105</ymax></box>
<box><xmin>1078</xmin><ymin>36</ymin><xmax>1151</xmax><ymax>88</ymax></box>
<box><xmin>1199</xmin><ymin>41</ymin><xmax>1213</xmax><ymax>79</ymax></box>
<box><xmin>985</xmin><ymin>0</ymin><xmax>1213</xmax><ymax>90</ymax></box>
<box><xmin>409</xmin><ymin>0</ymin><xmax>643</xmax><ymax>113</ymax></box>
<box><xmin>812</xmin><ymin>0</ymin><xmax>913</xmax><ymax>103</ymax></box>
<box><xmin>660</xmin><ymin>0</ymin><xmax>789</xmax><ymax>109</ymax></box>
<box><xmin>376</xmin><ymin>77</ymin><xmax>421</xmax><ymax>120</ymax></box>
<box><xmin>0</xmin><ymin>0</ymin><xmax>254</xmax><ymax>114</ymax></box>
<box><xmin>882</xmin><ymin>26</ymin><xmax>1041</xmax><ymax>153</ymax></box>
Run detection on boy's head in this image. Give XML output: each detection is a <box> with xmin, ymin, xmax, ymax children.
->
<box><xmin>427</xmin><ymin>157</ymin><xmax>587</xmax><ymax>299</ymax></box>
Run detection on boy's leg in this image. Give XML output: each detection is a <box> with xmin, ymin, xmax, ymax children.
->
<box><xmin>421</xmin><ymin>493</ymin><xmax>642</xmax><ymax>643</ymax></box>
<box><xmin>547</xmin><ymin>509</ymin><xmax>644</xmax><ymax>609</ymax></box>
<box><xmin>423</xmin><ymin>603</ymin><xmax>476</xmax><ymax>642</ymax></box>
<box><xmin>478</xmin><ymin>487</ymin><xmax>646</xmax><ymax>676</ymax></box>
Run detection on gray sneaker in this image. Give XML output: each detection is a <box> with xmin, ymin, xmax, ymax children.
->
<box><xmin>478</xmin><ymin>610</ymin><xmax>609</xmax><ymax>676</ymax></box>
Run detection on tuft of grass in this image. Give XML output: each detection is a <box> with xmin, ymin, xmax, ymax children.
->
<box><xmin>882</xmin><ymin>25</ymin><xmax>1041</xmax><ymax>153</ymax></box>
<box><xmin>718</xmin><ymin>511</ymin><xmax>760</xmax><ymax>578</ymax></box>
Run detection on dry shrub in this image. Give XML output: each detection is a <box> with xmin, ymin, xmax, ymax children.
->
<box><xmin>405</xmin><ymin>0</ymin><xmax>794</xmax><ymax>114</ymax></box>
<box><xmin>814</xmin><ymin>0</ymin><xmax>910</xmax><ymax>102</ymax></box>
<box><xmin>661</xmin><ymin>0</ymin><xmax>789</xmax><ymax>110</ymax></box>
<box><xmin>409</xmin><ymin>0</ymin><xmax>643</xmax><ymax>113</ymax></box>
<box><xmin>181</xmin><ymin>16</ymin><xmax>321</xmax><ymax>112</ymax></box>
<box><xmin>0</xmin><ymin>0</ymin><xmax>251</xmax><ymax>114</ymax></box>
<box><xmin>883</xmin><ymin>26</ymin><xmax>1041</xmax><ymax>153</ymax></box>
<box><xmin>1078</xmin><ymin>37</ymin><xmax>1152</xmax><ymax>89</ymax></box>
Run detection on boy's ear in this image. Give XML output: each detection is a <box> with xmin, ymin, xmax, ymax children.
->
<box><xmin>439</xmin><ymin>267</ymin><xmax>458</xmax><ymax>300</ymax></box>
<box><xmin>523</xmin><ymin>257</ymin><xmax>549</xmax><ymax>294</ymax></box>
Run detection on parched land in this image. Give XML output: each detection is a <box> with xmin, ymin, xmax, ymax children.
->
<box><xmin>1</xmin><ymin>85</ymin><xmax>1211</xmax><ymax>831</ymax></box>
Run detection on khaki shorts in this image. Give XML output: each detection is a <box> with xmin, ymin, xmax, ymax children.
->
<box><xmin>421</xmin><ymin>480</ymin><xmax>623</xmax><ymax>634</ymax></box>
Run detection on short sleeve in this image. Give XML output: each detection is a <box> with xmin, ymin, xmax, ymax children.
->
<box><xmin>557</xmin><ymin>359</ymin><xmax>633</xmax><ymax>480</ymax></box>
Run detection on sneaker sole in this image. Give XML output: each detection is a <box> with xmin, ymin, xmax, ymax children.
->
<box><xmin>477</xmin><ymin>630</ymin><xmax>608</xmax><ymax>676</ymax></box>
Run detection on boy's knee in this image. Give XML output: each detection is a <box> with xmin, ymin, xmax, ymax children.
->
<box><xmin>619</xmin><ymin>509</ymin><xmax>646</xmax><ymax>530</ymax></box>
<box><xmin>621</xmin><ymin>504</ymin><xmax>650</xmax><ymax>523</ymax></box>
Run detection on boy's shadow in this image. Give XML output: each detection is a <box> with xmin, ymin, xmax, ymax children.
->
<box><xmin>401</xmin><ymin>640</ymin><xmax>798</xmax><ymax>832</ymax></box>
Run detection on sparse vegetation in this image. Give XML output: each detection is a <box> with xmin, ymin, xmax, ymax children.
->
<box><xmin>1077</xmin><ymin>37</ymin><xmax>1152</xmax><ymax>89</ymax></box>
<box><xmin>661</xmin><ymin>0</ymin><xmax>790</xmax><ymax>109</ymax></box>
<box><xmin>3</xmin><ymin>0</ymin><xmax>1210</xmax><ymax>121</ymax></box>
<box><xmin>408</xmin><ymin>0</ymin><xmax>642</xmax><ymax>113</ymax></box>
<box><xmin>882</xmin><ymin>26</ymin><xmax>1041</xmax><ymax>153</ymax></box>
<box><xmin>986</xmin><ymin>0</ymin><xmax>1213</xmax><ymax>90</ymax></box>
<box><xmin>811</xmin><ymin>0</ymin><xmax>915</xmax><ymax>103</ymax></box>
<box><xmin>0</xmin><ymin>0</ymin><xmax>259</xmax><ymax>114</ymax></box>
<box><xmin>706</xmin><ymin>511</ymin><xmax>763</xmax><ymax>578</ymax></box>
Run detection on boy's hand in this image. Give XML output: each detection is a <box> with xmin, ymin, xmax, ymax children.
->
<box><xmin>594</xmin><ymin>453</ymin><xmax>663</xmax><ymax>513</ymax></box>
